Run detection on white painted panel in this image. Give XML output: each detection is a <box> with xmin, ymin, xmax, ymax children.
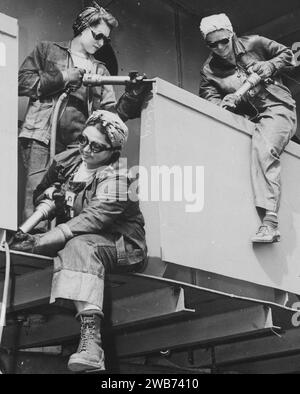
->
<box><xmin>140</xmin><ymin>78</ymin><xmax>300</xmax><ymax>295</ymax></box>
<box><xmin>0</xmin><ymin>13</ymin><xmax>18</xmax><ymax>230</ymax></box>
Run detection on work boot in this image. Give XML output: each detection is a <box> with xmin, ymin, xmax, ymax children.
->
<box><xmin>252</xmin><ymin>213</ymin><xmax>280</xmax><ymax>243</ymax></box>
<box><xmin>251</xmin><ymin>224</ymin><xmax>281</xmax><ymax>243</ymax></box>
<box><xmin>68</xmin><ymin>313</ymin><xmax>105</xmax><ymax>372</ymax></box>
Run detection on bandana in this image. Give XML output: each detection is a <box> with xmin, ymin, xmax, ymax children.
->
<box><xmin>73</xmin><ymin>1</ymin><xmax>116</xmax><ymax>36</ymax></box>
<box><xmin>199</xmin><ymin>13</ymin><xmax>233</xmax><ymax>39</ymax></box>
<box><xmin>86</xmin><ymin>110</ymin><xmax>128</xmax><ymax>149</ymax></box>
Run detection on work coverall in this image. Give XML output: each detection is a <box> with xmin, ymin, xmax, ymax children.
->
<box><xmin>33</xmin><ymin>148</ymin><xmax>147</xmax><ymax>310</ymax></box>
<box><xmin>199</xmin><ymin>34</ymin><xmax>297</xmax><ymax>212</ymax></box>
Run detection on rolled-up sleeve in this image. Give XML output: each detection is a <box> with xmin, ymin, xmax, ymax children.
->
<box><xmin>257</xmin><ymin>35</ymin><xmax>296</xmax><ymax>72</ymax></box>
<box><xmin>199</xmin><ymin>72</ymin><xmax>223</xmax><ymax>104</ymax></box>
<box><xmin>19</xmin><ymin>41</ymin><xmax>65</xmax><ymax>99</ymax></box>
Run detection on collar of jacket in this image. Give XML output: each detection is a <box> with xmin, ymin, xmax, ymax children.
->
<box><xmin>232</xmin><ymin>34</ymin><xmax>247</xmax><ymax>58</ymax></box>
<box><xmin>55</xmin><ymin>148</ymin><xmax>128</xmax><ymax>186</ymax></box>
<box><xmin>55</xmin><ymin>148</ymin><xmax>82</xmax><ymax>183</ymax></box>
<box><xmin>209</xmin><ymin>34</ymin><xmax>246</xmax><ymax>68</ymax></box>
<box><xmin>205</xmin><ymin>34</ymin><xmax>250</xmax><ymax>78</ymax></box>
<box><xmin>53</xmin><ymin>40</ymin><xmax>72</xmax><ymax>51</ymax></box>
<box><xmin>52</xmin><ymin>40</ymin><xmax>105</xmax><ymax>66</ymax></box>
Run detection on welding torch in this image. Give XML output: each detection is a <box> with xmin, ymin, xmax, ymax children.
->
<box><xmin>19</xmin><ymin>71</ymin><xmax>155</xmax><ymax>234</ymax></box>
<box><xmin>222</xmin><ymin>72</ymin><xmax>262</xmax><ymax>111</ymax></box>
<box><xmin>51</xmin><ymin>70</ymin><xmax>154</xmax><ymax>157</ymax></box>
<box><xmin>82</xmin><ymin>71</ymin><xmax>155</xmax><ymax>87</ymax></box>
<box><xmin>50</xmin><ymin>71</ymin><xmax>154</xmax><ymax>164</ymax></box>
<box><xmin>234</xmin><ymin>72</ymin><xmax>262</xmax><ymax>100</ymax></box>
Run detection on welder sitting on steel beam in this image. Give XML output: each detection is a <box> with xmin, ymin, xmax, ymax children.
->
<box><xmin>199</xmin><ymin>13</ymin><xmax>297</xmax><ymax>243</ymax></box>
<box><xmin>11</xmin><ymin>110</ymin><xmax>147</xmax><ymax>373</ymax></box>
<box><xmin>18</xmin><ymin>1</ymin><xmax>151</xmax><ymax>229</ymax></box>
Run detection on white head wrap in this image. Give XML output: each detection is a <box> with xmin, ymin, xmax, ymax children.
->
<box><xmin>199</xmin><ymin>13</ymin><xmax>233</xmax><ymax>39</ymax></box>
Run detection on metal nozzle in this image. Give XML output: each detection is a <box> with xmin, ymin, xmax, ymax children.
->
<box><xmin>18</xmin><ymin>200</ymin><xmax>56</xmax><ymax>234</ymax></box>
<box><xmin>235</xmin><ymin>73</ymin><xmax>262</xmax><ymax>99</ymax></box>
<box><xmin>246</xmin><ymin>73</ymin><xmax>262</xmax><ymax>87</ymax></box>
<box><xmin>82</xmin><ymin>74</ymin><xmax>155</xmax><ymax>87</ymax></box>
<box><xmin>83</xmin><ymin>75</ymin><xmax>131</xmax><ymax>86</ymax></box>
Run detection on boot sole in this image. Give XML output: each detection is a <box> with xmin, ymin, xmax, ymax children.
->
<box><xmin>252</xmin><ymin>234</ymin><xmax>281</xmax><ymax>243</ymax></box>
<box><xmin>68</xmin><ymin>358</ymin><xmax>105</xmax><ymax>373</ymax></box>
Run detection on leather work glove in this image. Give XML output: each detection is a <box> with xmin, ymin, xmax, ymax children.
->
<box><xmin>221</xmin><ymin>93</ymin><xmax>241</xmax><ymax>111</ymax></box>
<box><xmin>36</xmin><ymin>183</ymin><xmax>65</xmax><ymax>204</ymax></box>
<box><xmin>125</xmin><ymin>72</ymin><xmax>153</xmax><ymax>97</ymax></box>
<box><xmin>62</xmin><ymin>67</ymin><xmax>86</xmax><ymax>91</ymax></box>
<box><xmin>34</xmin><ymin>183</ymin><xmax>66</xmax><ymax>218</ymax></box>
<box><xmin>251</xmin><ymin>61</ymin><xmax>275</xmax><ymax>79</ymax></box>
<box><xmin>10</xmin><ymin>225</ymin><xmax>72</xmax><ymax>257</ymax></box>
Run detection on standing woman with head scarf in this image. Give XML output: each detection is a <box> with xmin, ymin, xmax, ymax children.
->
<box><xmin>18</xmin><ymin>1</ymin><xmax>149</xmax><ymax>228</ymax></box>
<box><xmin>199</xmin><ymin>13</ymin><xmax>297</xmax><ymax>243</ymax></box>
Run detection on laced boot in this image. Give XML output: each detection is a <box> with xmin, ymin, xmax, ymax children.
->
<box><xmin>68</xmin><ymin>313</ymin><xmax>105</xmax><ymax>372</ymax></box>
<box><xmin>252</xmin><ymin>214</ymin><xmax>280</xmax><ymax>243</ymax></box>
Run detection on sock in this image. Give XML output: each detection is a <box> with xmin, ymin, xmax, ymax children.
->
<box><xmin>266</xmin><ymin>211</ymin><xmax>278</xmax><ymax>217</ymax></box>
<box><xmin>74</xmin><ymin>301</ymin><xmax>103</xmax><ymax>318</ymax></box>
<box><xmin>263</xmin><ymin>211</ymin><xmax>278</xmax><ymax>229</ymax></box>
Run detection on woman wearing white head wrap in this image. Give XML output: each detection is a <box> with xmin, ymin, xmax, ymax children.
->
<box><xmin>11</xmin><ymin>110</ymin><xmax>147</xmax><ymax>372</ymax></box>
<box><xmin>199</xmin><ymin>13</ymin><xmax>297</xmax><ymax>243</ymax></box>
<box><xmin>199</xmin><ymin>13</ymin><xmax>233</xmax><ymax>39</ymax></box>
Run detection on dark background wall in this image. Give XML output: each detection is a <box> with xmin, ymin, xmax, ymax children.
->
<box><xmin>0</xmin><ymin>0</ymin><xmax>206</xmax><ymax>115</ymax></box>
<box><xmin>0</xmin><ymin>0</ymin><xmax>84</xmax><ymax>221</ymax></box>
<box><xmin>1</xmin><ymin>0</ymin><xmax>300</xmax><ymax>221</ymax></box>
<box><xmin>0</xmin><ymin>0</ymin><xmax>84</xmax><ymax>119</ymax></box>
<box><xmin>1</xmin><ymin>0</ymin><xmax>299</xmax><ymax>136</ymax></box>
<box><xmin>0</xmin><ymin>0</ymin><xmax>208</xmax><ymax>169</ymax></box>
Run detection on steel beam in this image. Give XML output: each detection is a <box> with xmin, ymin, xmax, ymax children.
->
<box><xmin>162</xmin><ymin>263</ymin><xmax>279</xmax><ymax>305</ymax></box>
<box><xmin>202</xmin><ymin>327</ymin><xmax>300</xmax><ymax>368</ymax></box>
<box><xmin>1</xmin><ymin>251</ymin><xmax>297</xmax><ymax>314</ymax></box>
<box><xmin>0</xmin><ymin>266</ymin><xmax>194</xmax><ymax>324</ymax></box>
<box><xmin>221</xmin><ymin>353</ymin><xmax>300</xmax><ymax>374</ymax></box>
<box><xmin>1</xmin><ymin>286</ymin><xmax>194</xmax><ymax>349</ymax></box>
<box><xmin>112</xmin><ymin>287</ymin><xmax>194</xmax><ymax>329</ymax></box>
<box><xmin>1</xmin><ymin>267</ymin><xmax>53</xmax><ymax>311</ymax></box>
<box><xmin>2</xmin><ymin>314</ymin><xmax>80</xmax><ymax>349</ymax></box>
<box><xmin>164</xmin><ymin>327</ymin><xmax>300</xmax><ymax>369</ymax></box>
<box><xmin>0</xmin><ymin>250</ymin><xmax>52</xmax><ymax>277</ymax></box>
<box><xmin>115</xmin><ymin>306</ymin><xmax>277</xmax><ymax>358</ymax></box>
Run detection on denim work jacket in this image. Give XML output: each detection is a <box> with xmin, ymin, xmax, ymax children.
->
<box><xmin>19</xmin><ymin>41</ymin><xmax>144</xmax><ymax>146</ymax></box>
<box><xmin>33</xmin><ymin>148</ymin><xmax>147</xmax><ymax>266</ymax></box>
<box><xmin>199</xmin><ymin>35</ymin><xmax>296</xmax><ymax>117</ymax></box>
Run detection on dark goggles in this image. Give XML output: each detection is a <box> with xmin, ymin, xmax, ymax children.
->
<box><xmin>90</xmin><ymin>28</ymin><xmax>111</xmax><ymax>44</ymax></box>
<box><xmin>78</xmin><ymin>134</ymin><xmax>115</xmax><ymax>153</ymax></box>
<box><xmin>207</xmin><ymin>37</ymin><xmax>230</xmax><ymax>48</ymax></box>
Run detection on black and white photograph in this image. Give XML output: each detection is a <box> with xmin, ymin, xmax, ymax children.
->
<box><xmin>0</xmin><ymin>0</ymin><xmax>300</xmax><ymax>377</ymax></box>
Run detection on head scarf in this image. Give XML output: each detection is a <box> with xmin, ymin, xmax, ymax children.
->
<box><xmin>86</xmin><ymin>110</ymin><xmax>128</xmax><ymax>150</ymax></box>
<box><xmin>199</xmin><ymin>13</ymin><xmax>233</xmax><ymax>39</ymax></box>
<box><xmin>73</xmin><ymin>1</ymin><xmax>118</xmax><ymax>36</ymax></box>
